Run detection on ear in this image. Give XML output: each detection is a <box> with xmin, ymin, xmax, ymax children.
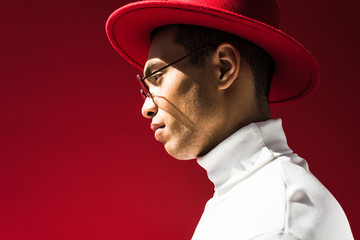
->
<box><xmin>213</xmin><ymin>43</ymin><xmax>240</xmax><ymax>90</ymax></box>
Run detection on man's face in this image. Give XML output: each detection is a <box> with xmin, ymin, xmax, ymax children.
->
<box><xmin>141</xmin><ymin>28</ymin><xmax>223</xmax><ymax>160</ymax></box>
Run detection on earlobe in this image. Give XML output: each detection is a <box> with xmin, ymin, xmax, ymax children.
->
<box><xmin>215</xmin><ymin>43</ymin><xmax>240</xmax><ymax>90</ymax></box>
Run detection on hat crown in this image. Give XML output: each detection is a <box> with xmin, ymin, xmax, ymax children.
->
<box><xmin>142</xmin><ymin>0</ymin><xmax>280</xmax><ymax>28</ymax></box>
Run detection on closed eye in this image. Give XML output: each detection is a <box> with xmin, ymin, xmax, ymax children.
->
<box><xmin>148</xmin><ymin>72</ymin><xmax>164</xmax><ymax>86</ymax></box>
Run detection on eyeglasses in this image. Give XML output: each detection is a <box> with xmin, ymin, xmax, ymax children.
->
<box><xmin>136</xmin><ymin>46</ymin><xmax>215</xmax><ymax>101</ymax></box>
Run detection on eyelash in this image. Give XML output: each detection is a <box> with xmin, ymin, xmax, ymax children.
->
<box><xmin>149</xmin><ymin>73</ymin><xmax>163</xmax><ymax>85</ymax></box>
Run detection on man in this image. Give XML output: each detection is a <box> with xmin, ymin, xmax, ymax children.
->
<box><xmin>106</xmin><ymin>0</ymin><xmax>353</xmax><ymax>239</ymax></box>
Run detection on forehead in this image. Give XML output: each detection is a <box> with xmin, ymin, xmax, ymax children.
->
<box><xmin>144</xmin><ymin>27</ymin><xmax>186</xmax><ymax>73</ymax></box>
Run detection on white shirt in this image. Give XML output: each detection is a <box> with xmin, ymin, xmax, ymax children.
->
<box><xmin>192</xmin><ymin>119</ymin><xmax>353</xmax><ymax>240</ymax></box>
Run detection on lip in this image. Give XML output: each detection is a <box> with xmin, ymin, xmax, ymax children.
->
<box><xmin>151</xmin><ymin>123</ymin><xmax>165</xmax><ymax>140</ymax></box>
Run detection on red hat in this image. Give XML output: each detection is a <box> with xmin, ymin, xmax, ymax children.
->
<box><xmin>106</xmin><ymin>0</ymin><xmax>320</xmax><ymax>103</ymax></box>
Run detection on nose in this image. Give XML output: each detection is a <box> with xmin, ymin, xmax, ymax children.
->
<box><xmin>141</xmin><ymin>97</ymin><xmax>158</xmax><ymax>118</ymax></box>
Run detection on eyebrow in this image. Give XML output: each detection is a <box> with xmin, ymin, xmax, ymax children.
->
<box><xmin>144</xmin><ymin>61</ymin><xmax>164</xmax><ymax>77</ymax></box>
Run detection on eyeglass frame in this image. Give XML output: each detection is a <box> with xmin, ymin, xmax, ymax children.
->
<box><xmin>136</xmin><ymin>46</ymin><xmax>216</xmax><ymax>101</ymax></box>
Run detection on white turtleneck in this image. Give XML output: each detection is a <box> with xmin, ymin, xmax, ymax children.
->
<box><xmin>192</xmin><ymin>119</ymin><xmax>353</xmax><ymax>240</ymax></box>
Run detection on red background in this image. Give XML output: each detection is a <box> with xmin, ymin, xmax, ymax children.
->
<box><xmin>1</xmin><ymin>0</ymin><xmax>359</xmax><ymax>239</ymax></box>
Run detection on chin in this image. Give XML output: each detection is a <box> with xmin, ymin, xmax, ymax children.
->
<box><xmin>164</xmin><ymin>142</ymin><xmax>198</xmax><ymax>160</ymax></box>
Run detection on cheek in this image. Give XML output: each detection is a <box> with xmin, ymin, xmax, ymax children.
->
<box><xmin>157</xmin><ymin>69</ymin><xmax>216</xmax><ymax>130</ymax></box>
<box><xmin>161</xmin><ymin>71</ymin><xmax>194</xmax><ymax>97</ymax></box>
<box><xmin>157</xmin><ymin>71</ymin><xmax>200</xmax><ymax>112</ymax></box>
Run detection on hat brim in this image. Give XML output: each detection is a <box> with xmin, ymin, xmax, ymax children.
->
<box><xmin>106</xmin><ymin>1</ymin><xmax>320</xmax><ymax>103</ymax></box>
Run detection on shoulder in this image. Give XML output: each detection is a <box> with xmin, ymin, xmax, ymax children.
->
<box><xmin>273</xmin><ymin>155</ymin><xmax>353</xmax><ymax>240</ymax></box>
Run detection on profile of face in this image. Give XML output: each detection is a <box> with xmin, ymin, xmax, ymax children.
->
<box><xmin>141</xmin><ymin>28</ymin><xmax>226</xmax><ymax>160</ymax></box>
<box><xmin>140</xmin><ymin>27</ymin><xmax>257</xmax><ymax>160</ymax></box>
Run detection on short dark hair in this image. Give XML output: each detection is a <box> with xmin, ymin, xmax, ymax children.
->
<box><xmin>151</xmin><ymin>24</ymin><xmax>275</xmax><ymax>106</ymax></box>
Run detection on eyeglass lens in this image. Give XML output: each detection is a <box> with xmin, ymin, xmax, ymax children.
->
<box><xmin>136</xmin><ymin>74</ymin><xmax>152</xmax><ymax>99</ymax></box>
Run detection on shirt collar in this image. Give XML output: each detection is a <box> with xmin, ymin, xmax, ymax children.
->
<box><xmin>197</xmin><ymin>119</ymin><xmax>293</xmax><ymax>194</ymax></box>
